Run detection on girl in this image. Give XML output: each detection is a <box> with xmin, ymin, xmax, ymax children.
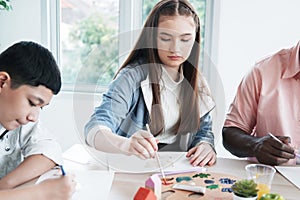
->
<box><xmin>85</xmin><ymin>0</ymin><xmax>216</xmax><ymax>167</ymax></box>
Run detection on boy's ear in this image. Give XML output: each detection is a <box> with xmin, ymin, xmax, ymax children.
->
<box><xmin>0</xmin><ymin>71</ymin><xmax>11</xmax><ymax>89</ymax></box>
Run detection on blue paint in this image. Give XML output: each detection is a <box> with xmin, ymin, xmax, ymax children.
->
<box><xmin>219</xmin><ymin>178</ymin><xmax>236</xmax><ymax>184</ymax></box>
<box><xmin>204</xmin><ymin>179</ymin><xmax>214</xmax><ymax>184</ymax></box>
<box><xmin>175</xmin><ymin>176</ymin><xmax>192</xmax><ymax>182</ymax></box>
<box><xmin>221</xmin><ymin>188</ymin><xmax>233</xmax><ymax>193</ymax></box>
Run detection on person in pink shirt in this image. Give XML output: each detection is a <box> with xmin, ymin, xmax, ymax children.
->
<box><xmin>223</xmin><ymin>41</ymin><xmax>300</xmax><ymax>166</ymax></box>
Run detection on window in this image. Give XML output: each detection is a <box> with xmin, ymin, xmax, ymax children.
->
<box><xmin>60</xmin><ymin>0</ymin><xmax>119</xmax><ymax>90</ymax></box>
<box><xmin>58</xmin><ymin>0</ymin><xmax>207</xmax><ymax>92</ymax></box>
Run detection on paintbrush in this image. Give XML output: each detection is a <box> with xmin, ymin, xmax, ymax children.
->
<box><xmin>268</xmin><ymin>132</ymin><xmax>300</xmax><ymax>158</ymax></box>
<box><xmin>268</xmin><ymin>132</ymin><xmax>283</xmax><ymax>143</ymax></box>
<box><xmin>146</xmin><ymin>124</ymin><xmax>167</xmax><ymax>185</ymax></box>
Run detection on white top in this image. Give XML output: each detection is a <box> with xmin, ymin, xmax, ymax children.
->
<box><xmin>155</xmin><ymin>66</ymin><xmax>184</xmax><ymax>144</ymax></box>
<box><xmin>141</xmin><ymin>66</ymin><xmax>215</xmax><ymax>145</ymax></box>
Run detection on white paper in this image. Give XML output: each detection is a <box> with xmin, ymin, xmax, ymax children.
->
<box><xmin>275</xmin><ymin>166</ymin><xmax>300</xmax><ymax>189</ymax></box>
<box><xmin>107</xmin><ymin>151</ymin><xmax>205</xmax><ymax>173</ymax></box>
<box><xmin>62</xmin><ymin>144</ymin><xmax>93</xmax><ymax>164</ymax></box>
<box><xmin>71</xmin><ymin>170</ymin><xmax>114</xmax><ymax>200</ymax></box>
<box><xmin>63</xmin><ymin>144</ymin><xmax>109</xmax><ymax>168</ymax></box>
<box><xmin>63</xmin><ymin>144</ymin><xmax>205</xmax><ymax>173</ymax></box>
<box><xmin>36</xmin><ymin>168</ymin><xmax>114</xmax><ymax>200</ymax></box>
<box><xmin>35</xmin><ymin>168</ymin><xmax>62</xmax><ymax>184</ymax></box>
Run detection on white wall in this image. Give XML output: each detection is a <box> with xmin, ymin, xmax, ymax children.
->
<box><xmin>213</xmin><ymin>0</ymin><xmax>300</xmax><ymax>157</ymax></box>
<box><xmin>39</xmin><ymin>92</ymin><xmax>101</xmax><ymax>151</ymax></box>
<box><xmin>1</xmin><ymin>0</ymin><xmax>300</xmax><ymax>155</ymax></box>
<box><xmin>0</xmin><ymin>0</ymin><xmax>42</xmax><ymax>51</ymax></box>
<box><xmin>216</xmin><ymin>0</ymin><xmax>300</xmax><ymax>107</ymax></box>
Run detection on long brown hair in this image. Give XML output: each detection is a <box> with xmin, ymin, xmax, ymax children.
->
<box><xmin>116</xmin><ymin>0</ymin><xmax>205</xmax><ymax>136</ymax></box>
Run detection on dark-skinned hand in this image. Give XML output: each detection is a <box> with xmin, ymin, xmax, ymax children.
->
<box><xmin>253</xmin><ymin>135</ymin><xmax>295</xmax><ymax>165</ymax></box>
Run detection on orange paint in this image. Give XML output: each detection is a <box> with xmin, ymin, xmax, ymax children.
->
<box><xmin>161</xmin><ymin>177</ymin><xmax>174</xmax><ymax>185</ymax></box>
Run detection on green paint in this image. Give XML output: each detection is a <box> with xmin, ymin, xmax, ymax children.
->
<box><xmin>192</xmin><ymin>173</ymin><xmax>211</xmax><ymax>178</ymax></box>
<box><xmin>206</xmin><ymin>184</ymin><xmax>219</xmax><ymax>189</ymax></box>
<box><xmin>175</xmin><ymin>176</ymin><xmax>193</xmax><ymax>182</ymax></box>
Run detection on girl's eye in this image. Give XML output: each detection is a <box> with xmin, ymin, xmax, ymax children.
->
<box><xmin>181</xmin><ymin>39</ymin><xmax>190</xmax><ymax>42</ymax></box>
<box><xmin>181</xmin><ymin>37</ymin><xmax>193</xmax><ymax>42</ymax></box>
<box><xmin>160</xmin><ymin>37</ymin><xmax>171</xmax><ymax>42</ymax></box>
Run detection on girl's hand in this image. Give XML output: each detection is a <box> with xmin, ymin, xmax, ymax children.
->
<box><xmin>186</xmin><ymin>143</ymin><xmax>216</xmax><ymax>167</ymax></box>
<box><xmin>122</xmin><ymin>130</ymin><xmax>158</xmax><ymax>159</ymax></box>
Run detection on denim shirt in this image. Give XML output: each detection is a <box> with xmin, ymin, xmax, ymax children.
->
<box><xmin>85</xmin><ymin>61</ymin><xmax>215</xmax><ymax>151</ymax></box>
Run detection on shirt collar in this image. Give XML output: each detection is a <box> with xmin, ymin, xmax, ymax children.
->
<box><xmin>282</xmin><ymin>41</ymin><xmax>300</xmax><ymax>79</ymax></box>
<box><xmin>141</xmin><ymin>64</ymin><xmax>184</xmax><ymax>113</ymax></box>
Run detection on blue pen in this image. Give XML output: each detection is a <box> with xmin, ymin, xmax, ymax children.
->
<box><xmin>59</xmin><ymin>165</ymin><xmax>66</xmax><ymax>176</ymax></box>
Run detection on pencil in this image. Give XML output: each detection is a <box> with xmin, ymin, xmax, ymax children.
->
<box><xmin>59</xmin><ymin>165</ymin><xmax>66</xmax><ymax>176</ymax></box>
<box><xmin>146</xmin><ymin>124</ymin><xmax>167</xmax><ymax>185</ymax></box>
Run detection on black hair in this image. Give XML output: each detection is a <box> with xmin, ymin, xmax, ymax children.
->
<box><xmin>0</xmin><ymin>41</ymin><xmax>61</xmax><ymax>94</ymax></box>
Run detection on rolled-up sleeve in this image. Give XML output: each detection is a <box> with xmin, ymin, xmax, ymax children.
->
<box><xmin>19</xmin><ymin>121</ymin><xmax>62</xmax><ymax>165</ymax></box>
<box><xmin>189</xmin><ymin>112</ymin><xmax>215</xmax><ymax>150</ymax></box>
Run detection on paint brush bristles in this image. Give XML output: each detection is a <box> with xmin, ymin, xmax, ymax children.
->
<box><xmin>146</xmin><ymin>124</ymin><xmax>167</xmax><ymax>185</ymax></box>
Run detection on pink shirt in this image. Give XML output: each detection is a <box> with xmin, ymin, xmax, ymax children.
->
<box><xmin>224</xmin><ymin>41</ymin><xmax>300</xmax><ymax>149</ymax></box>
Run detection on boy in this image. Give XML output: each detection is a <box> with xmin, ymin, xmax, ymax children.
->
<box><xmin>0</xmin><ymin>41</ymin><xmax>65</xmax><ymax>189</ymax></box>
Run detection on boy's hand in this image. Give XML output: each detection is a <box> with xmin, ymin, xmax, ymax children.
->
<box><xmin>38</xmin><ymin>173</ymin><xmax>76</xmax><ymax>200</ymax></box>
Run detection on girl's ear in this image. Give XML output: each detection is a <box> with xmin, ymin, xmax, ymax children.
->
<box><xmin>0</xmin><ymin>72</ymin><xmax>11</xmax><ymax>89</ymax></box>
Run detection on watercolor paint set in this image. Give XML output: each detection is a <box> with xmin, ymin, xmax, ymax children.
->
<box><xmin>145</xmin><ymin>169</ymin><xmax>240</xmax><ymax>200</ymax></box>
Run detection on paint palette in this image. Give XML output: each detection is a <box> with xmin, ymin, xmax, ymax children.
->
<box><xmin>146</xmin><ymin>170</ymin><xmax>240</xmax><ymax>200</ymax></box>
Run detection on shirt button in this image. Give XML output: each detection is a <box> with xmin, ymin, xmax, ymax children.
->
<box><xmin>5</xmin><ymin>147</ymin><xmax>10</xmax><ymax>151</ymax></box>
